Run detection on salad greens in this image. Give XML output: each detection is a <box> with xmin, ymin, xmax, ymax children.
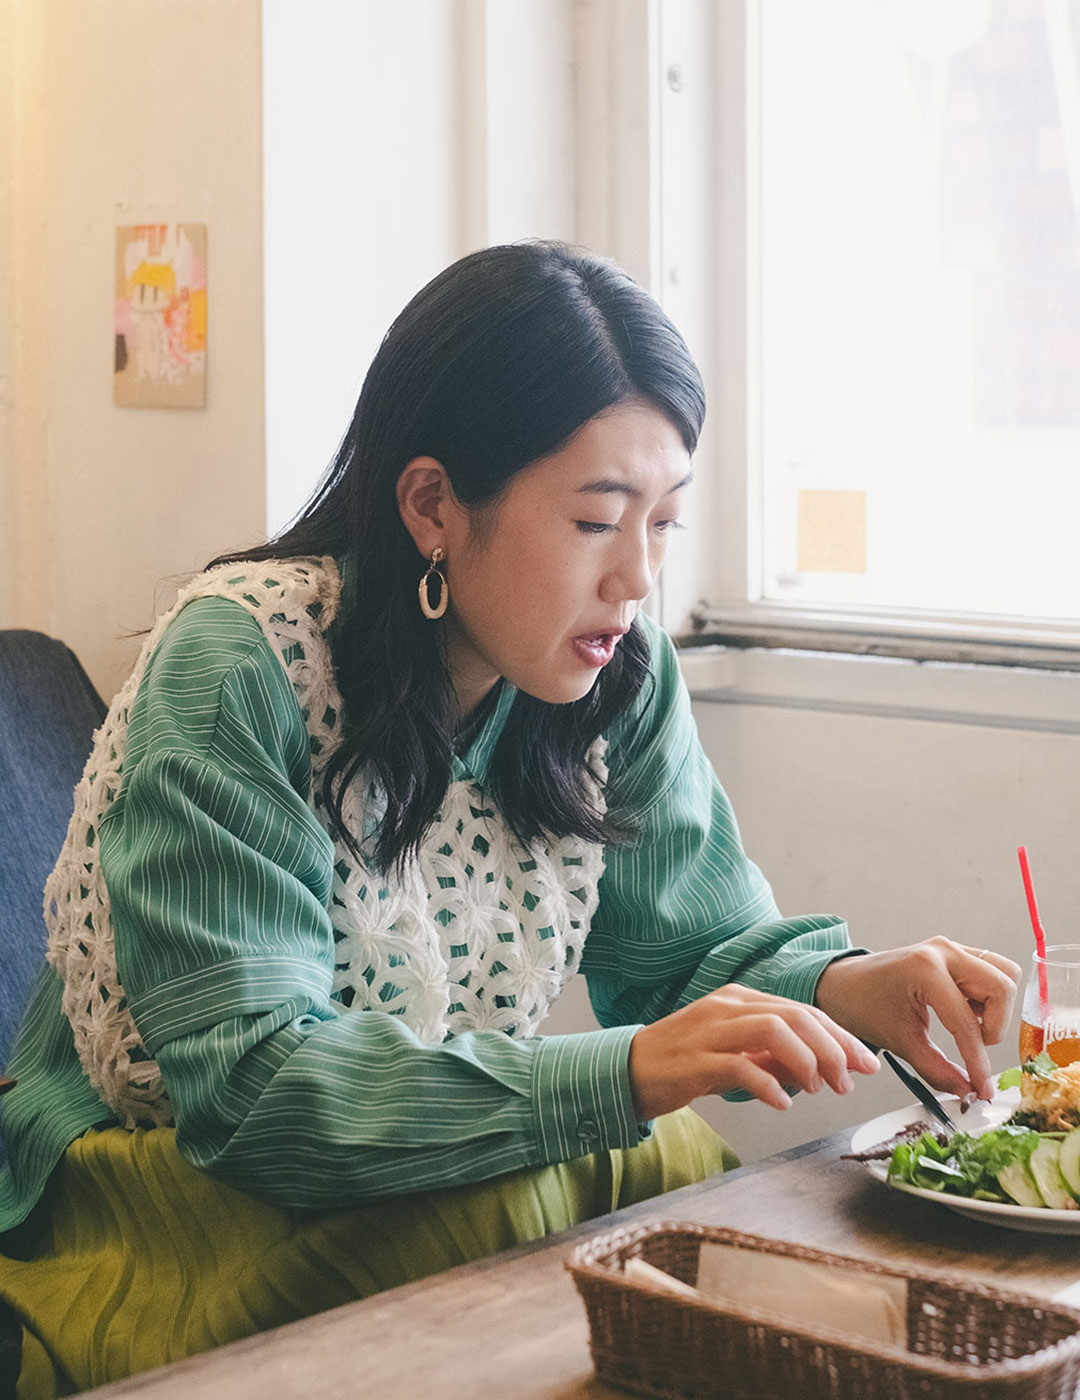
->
<box><xmin>888</xmin><ymin>1126</ymin><xmax>1041</xmax><ymax>1203</ymax></box>
<box><xmin>885</xmin><ymin>1056</ymin><xmax>1080</xmax><ymax>1209</ymax></box>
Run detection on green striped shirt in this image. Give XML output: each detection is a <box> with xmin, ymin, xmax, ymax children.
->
<box><xmin>0</xmin><ymin>601</ymin><xmax>852</xmax><ymax>1227</ymax></box>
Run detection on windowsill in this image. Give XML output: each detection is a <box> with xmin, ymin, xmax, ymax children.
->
<box><xmin>677</xmin><ymin>641</ymin><xmax>1080</xmax><ymax>735</ymax></box>
<box><xmin>685</xmin><ymin>606</ymin><xmax>1080</xmax><ymax>671</ymax></box>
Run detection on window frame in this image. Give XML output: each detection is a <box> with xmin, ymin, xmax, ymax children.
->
<box><xmin>648</xmin><ymin>0</ymin><xmax>1080</xmax><ymax>672</ymax></box>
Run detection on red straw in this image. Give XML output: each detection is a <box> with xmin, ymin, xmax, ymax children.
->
<box><xmin>1017</xmin><ymin>845</ymin><xmax>1049</xmax><ymax>1014</ymax></box>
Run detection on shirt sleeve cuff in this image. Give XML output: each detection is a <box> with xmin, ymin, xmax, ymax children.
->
<box><xmin>530</xmin><ymin>1024</ymin><xmax>643</xmax><ymax>1163</ymax></box>
<box><xmin>679</xmin><ymin>920</ymin><xmax>858</xmax><ymax>1009</ymax></box>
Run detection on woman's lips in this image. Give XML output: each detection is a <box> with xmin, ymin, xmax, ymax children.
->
<box><xmin>571</xmin><ymin>634</ymin><xmax>619</xmax><ymax>667</ymax></box>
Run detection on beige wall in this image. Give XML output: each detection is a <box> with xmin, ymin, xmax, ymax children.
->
<box><xmin>1</xmin><ymin>0</ymin><xmax>265</xmax><ymax>701</ymax></box>
<box><xmin>0</xmin><ymin>3</ymin><xmax>15</xmax><ymax>599</ymax></box>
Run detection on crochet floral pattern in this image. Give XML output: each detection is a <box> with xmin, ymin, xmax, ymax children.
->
<box><xmin>45</xmin><ymin>559</ymin><xmax>606</xmax><ymax>1126</ymax></box>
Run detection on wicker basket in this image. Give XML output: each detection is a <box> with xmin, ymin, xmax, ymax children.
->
<box><xmin>566</xmin><ymin>1220</ymin><xmax>1080</xmax><ymax>1400</ymax></box>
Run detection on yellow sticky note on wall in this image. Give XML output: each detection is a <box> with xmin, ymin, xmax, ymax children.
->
<box><xmin>797</xmin><ymin>489</ymin><xmax>866</xmax><ymax>573</ymax></box>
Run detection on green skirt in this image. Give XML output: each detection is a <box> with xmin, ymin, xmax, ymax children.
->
<box><xmin>0</xmin><ymin>1109</ymin><xmax>734</xmax><ymax>1397</ymax></box>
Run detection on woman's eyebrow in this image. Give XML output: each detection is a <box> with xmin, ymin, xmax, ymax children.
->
<box><xmin>576</xmin><ymin>471</ymin><xmax>694</xmax><ymax>498</ymax></box>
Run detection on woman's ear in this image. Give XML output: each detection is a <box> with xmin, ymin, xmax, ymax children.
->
<box><xmin>396</xmin><ymin>457</ymin><xmax>457</xmax><ymax>558</ymax></box>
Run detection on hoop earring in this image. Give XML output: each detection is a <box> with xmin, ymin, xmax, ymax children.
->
<box><xmin>418</xmin><ymin>546</ymin><xmax>449</xmax><ymax>620</ymax></box>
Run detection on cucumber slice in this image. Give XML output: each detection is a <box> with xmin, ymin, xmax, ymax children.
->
<box><xmin>1059</xmin><ymin>1128</ymin><xmax>1080</xmax><ymax>1197</ymax></box>
<box><xmin>996</xmin><ymin>1160</ymin><xmax>1045</xmax><ymax>1208</ymax></box>
<box><xmin>1030</xmin><ymin>1140</ymin><xmax>1075</xmax><ymax>1210</ymax></box>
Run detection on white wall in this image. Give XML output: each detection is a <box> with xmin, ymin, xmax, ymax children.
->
<box><xmin>262</xmin><ymin>0</ymin><xmax>466</xmax><ymax>535</ymax></box>
<box><xmin>1</xmin><ymin>0</ymin><xmax>265</xmax><ymax>701</ymax></box>
<box><xmin>262</xmin><ymin>0</ymin><xmax>587</xmax><ymax>535</ymax></box>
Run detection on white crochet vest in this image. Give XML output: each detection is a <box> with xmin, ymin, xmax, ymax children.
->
<box><xmin>44</xmin><ymin>558</ymin><xmax>606</xmax><ymax>1128</ymax></box>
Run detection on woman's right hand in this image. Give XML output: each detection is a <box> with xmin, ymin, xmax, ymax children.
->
<box><xmin>627</xmin><ymin>984</ymin><xmax>881</xmax><ymax>1120</ymax></box>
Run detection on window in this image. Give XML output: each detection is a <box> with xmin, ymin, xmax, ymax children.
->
<box><xmin>664</xmin><ymin>0</ymin><xmax>1080</xmax><ymax>663</ymax></box>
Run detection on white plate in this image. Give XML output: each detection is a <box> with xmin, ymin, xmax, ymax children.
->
<box><xmin>851</xmin><ymin>1088</ymin><xmax>1080</xmax><ymax>1235</ymax></box>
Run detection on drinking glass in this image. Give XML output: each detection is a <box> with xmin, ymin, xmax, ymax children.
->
<box><xmin>1019</xmin><ymin>945</ymin><xmax>1080</xmax><ymax>1067</ymax></box>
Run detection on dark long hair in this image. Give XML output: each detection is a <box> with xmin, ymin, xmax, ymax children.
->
<box><xmin>212</xmin><ymin>241</ymin><xmax>705</xmax><ymax>873</ymax></box>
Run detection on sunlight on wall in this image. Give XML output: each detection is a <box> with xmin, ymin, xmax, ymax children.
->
<box><xmin>2</xmin><ymin>0</ymin><xmax>265</xmax><ymax>699</ymax></box>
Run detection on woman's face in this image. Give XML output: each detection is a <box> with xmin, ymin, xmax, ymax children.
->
<box><xmin>440</xmin><ymin>402</ymin><xmax>692</xmax><ymax>717</ymax></box>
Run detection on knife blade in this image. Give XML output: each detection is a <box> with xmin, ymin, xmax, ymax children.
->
<box><xmin>882</xmin><ymin>1050</ymin><xmax>958</xmax><ymax>1134</ymax></box>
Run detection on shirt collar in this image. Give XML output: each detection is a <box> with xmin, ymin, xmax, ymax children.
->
<box><xmin>451</xmin><ymin>680</ymin><xmax>516</xmax><ymax>784</ymax></box>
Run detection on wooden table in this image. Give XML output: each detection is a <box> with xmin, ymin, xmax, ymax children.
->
<box><xmin>86</xmin><ymin>1129</ymin><xmax>1080</xmax><ymax>1399</ymax></box>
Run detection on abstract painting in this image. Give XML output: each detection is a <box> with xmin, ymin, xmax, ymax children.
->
<box><xmin>114</xmin><ymin>223</ymin><xmax>207</xmax><ymax>408</ymax></box>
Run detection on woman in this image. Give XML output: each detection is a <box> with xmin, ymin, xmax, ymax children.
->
<box><xmin>0</xmin><ymin>242</ymin><xmax>1018</xmax><ymax>1396</ymax></box>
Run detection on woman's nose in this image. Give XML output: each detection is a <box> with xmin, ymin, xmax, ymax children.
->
<box><xmin>601</xmin><ymin>532</ymin><xmax>655</xmax><ymax>604</ymax></box>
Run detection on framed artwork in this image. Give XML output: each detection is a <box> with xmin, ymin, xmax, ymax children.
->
<box><xmin>114</xmin><ymin>223</ymin><xmax>207</xmax><ymax>408</ymax></box>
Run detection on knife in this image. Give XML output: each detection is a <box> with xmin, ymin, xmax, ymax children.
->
<box><xmin>882</xmin><ymin>1050</ymin><xmax>957</xmax><ymax>1134</ymax></box>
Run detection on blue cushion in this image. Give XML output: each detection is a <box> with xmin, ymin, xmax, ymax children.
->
<box><xmin>0</xmin><ymin>631</ymin><xmax>105</xmax><ymax>1073</ymax></box>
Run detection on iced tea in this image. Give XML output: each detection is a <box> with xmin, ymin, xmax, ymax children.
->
<box><xmin>1019</xmin><ymin>1019</ymin><xmax>1080</xmax><ymax>1067</ymax></box>
<box><xmin>1019</xmin><ymin>947</ymin><xmax>1080</xmax><ymax>1068</ymax></box>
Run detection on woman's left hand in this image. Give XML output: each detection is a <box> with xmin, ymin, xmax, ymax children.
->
<box><xmin>813</xmin><ymin>938</ymin><xmax>1022</xmax><ymax>1101</ymax></box>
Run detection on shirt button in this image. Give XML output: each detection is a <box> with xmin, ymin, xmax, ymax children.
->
<box><xmin>578</xmin><ymin>1118</ymin><xmax>599</xmax><ymax>1143</ymax></box>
